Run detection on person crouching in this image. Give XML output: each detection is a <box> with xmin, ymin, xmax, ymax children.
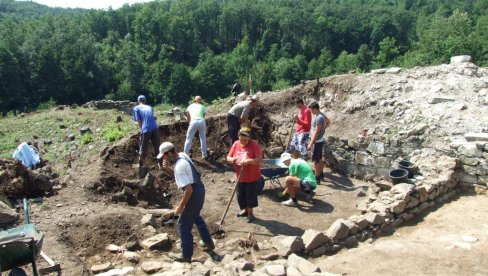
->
<box><xmin>280</xmin><ymin>150</ymin><xmax>317</xmax><ymax>207</ymax></box>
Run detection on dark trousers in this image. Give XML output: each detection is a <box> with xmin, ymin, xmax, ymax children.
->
<box><xmin>177</xmin><ymin>183</ymin><xmax>213</xmax><ymax>257</ymax></box>
<box><xmin>237</xmin><ymin>181</ymin><xmax>258</xmax><ymax>209</ymax></box>
<box><xmin>139</xmin><ymin>128</ymin><xmax>160</xmax><ymax>166</ymax></box>
<box><xmin>227</xmin><ymin>114</ymin><xmax>240</xmax><ymax>146</ymax></box>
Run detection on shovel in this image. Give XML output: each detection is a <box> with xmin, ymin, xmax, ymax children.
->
<box><xmin>216</xmin><ymin>165</ymin><xmax>245</xmax><ymax>232</ymax></box>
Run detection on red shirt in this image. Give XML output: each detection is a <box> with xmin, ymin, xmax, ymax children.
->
<box><xmin>296</xmin><ymin>106</ymin><xmax>312</xmax><ymax>133</ymax></box>
<box><xmin>227</xmin><ymin>139</ymin><xmax>262</xmax><ymax>183</ymax></box>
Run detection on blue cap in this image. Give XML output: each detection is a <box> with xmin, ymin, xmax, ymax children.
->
<box><xmin>137</xmin><ymin>95</ymin><xmax>146</xmax><ymax>101</ymax></box>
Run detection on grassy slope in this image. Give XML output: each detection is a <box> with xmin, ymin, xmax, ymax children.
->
<box><xmin>0</xmin><ymin>107</ymin><xmax>139</xmax><ymax>173</ymax></box>
<box><xmin>0</xmin><ymin>95</ymin><xmax>239</xmax><ymax>174</ymax></box>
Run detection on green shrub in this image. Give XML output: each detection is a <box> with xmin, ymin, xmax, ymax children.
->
<box><xmin>80</xmin><ymin>133</ymin><xmax>93</xmax><ymax>144</ymax></box>
<box><xmin>103</xmin><ymin>125</ymin><xmax>125</xmax><ymax>142</ymax></box>
<box><xmin>38</xmin><ymin>98</ymin><xmax>57</xmax><ymax>110</ymax></box>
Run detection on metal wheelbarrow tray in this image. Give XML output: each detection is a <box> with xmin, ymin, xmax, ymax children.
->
<box><xmin>261</xmin><ymin>159</ymin><xmax>289</xmax><ymax>188</ymax></box>
<box><xmin>0</xmin><ymin>198</ymin><xmax>44</xmax><ymax>275</ymax></box>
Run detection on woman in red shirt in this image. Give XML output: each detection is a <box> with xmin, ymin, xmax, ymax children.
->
<box><xmin>226</xmin><ymin>127</ymin><xmax>262</xmax><ymax>223</ymax></box>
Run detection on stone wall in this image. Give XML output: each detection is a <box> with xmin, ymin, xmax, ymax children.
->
<box><xmin>270</xmin><ymin>153</ymin><xmax>461</xmax><ymax>258</ymax></box>
<box><xmin>83</xmin><ymin>100</ymin><xmax>136</xmax><ymax>115</ymax></box>
<box><xmin>324</xmin><ymin>133</ymin><xmax>424</xmax><ymax>180</ymax></box>
<box><xmin>452</xmin><ymin>133</ymin><xmax>488</xmax><ymax>192</ymax></box>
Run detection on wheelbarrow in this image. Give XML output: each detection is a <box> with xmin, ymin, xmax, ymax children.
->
<box><xmin>261</xmin><ymin>159</ymin><xmax>289</xmax><ymax>189</ymax></box>
<box><xmin>0</xmin><ymin>199</ymin><xmax>44</xmax><ymax>276</ymax></box>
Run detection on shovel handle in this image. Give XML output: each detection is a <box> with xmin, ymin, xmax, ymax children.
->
<box><xmin>218</xmin><ymin>167</ymin><xmax>245</xmax><ymax>227</ymax></box>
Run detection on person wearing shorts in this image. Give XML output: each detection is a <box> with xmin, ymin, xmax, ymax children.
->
<box><xmin>289</xmin><ymin>97</ymin><xmax>311</xmax><ymax>158</ymax></box>
<box><xmin>226</xmin><ymin>127</ymin><xmax>262</xmax><ymax>223</ymax></box>
<box><xmin>133</xmin><ymin>95</ymin><xmax>160</xmax><ymax>169</ymax></box>
<box><xmin>280</xmin><ymin>150</ymin><xmax>317</xmax><ymax>207</ymax></box>
<box><xmin>307</xmin><ymin>102</ymin><xmax>327</xmax><ymax>183</ymax></box>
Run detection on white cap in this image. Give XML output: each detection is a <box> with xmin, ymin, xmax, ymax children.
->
<box><xmin>280</xmin><ymin>152</ymin><xmax>292</xmax><ymax>162</ymax></box>
<box><xmin>157</xmin><ymin>142</ymin><xmax>175</xmax><ymax>159</ymax></box>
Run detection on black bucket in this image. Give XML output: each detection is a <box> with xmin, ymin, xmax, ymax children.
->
<box><xmin>398</xmin><ymin>161</ymin><xmax>416</xmax><ymax>178</ymax></box>
<box><xmin>389</xmin><ymin>169</ymin><xmax>409</xmax><ymax>184</ymax></box>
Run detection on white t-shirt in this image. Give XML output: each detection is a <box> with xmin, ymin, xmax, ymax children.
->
<box><xmin>174</xmin><ymin>153</ymin><xmax>196</xmax><ymax>189</ymax></box>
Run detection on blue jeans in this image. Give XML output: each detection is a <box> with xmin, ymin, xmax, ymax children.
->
<box><xmin>177</xmin><ymin>183</ymin><xmax>213</xmax><ymax>257</ymax></box>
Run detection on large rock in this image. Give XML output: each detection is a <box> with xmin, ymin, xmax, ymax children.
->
<box><xmin>0</xmin><ymin>200</ymin><xmax>19</xmax><ymax>225</ymax></box>
<box><xmin>460</xmin><ymin>172</ymin><xmax>478</xmax><ymax>184</ymax></box>
<box><xmin>390</xmin><ymin>183</ymin><xmax>415</xmax><ymax>199</ymax></box>
<box><xmin>458</xmin><ymin>144</ymin><xmax>483</xmax><ymax>158</ymax></box>
<box><xmin>464</xmin><ymin>133</ymin><xmax>488</xmax><ymax>142</ymax></box>
<box><xmin>287</xmin><ymin>253</ymin><xmax>321</xmax><ymax>275</ymax></box>
<box><xmin>301</xmin><ymin>229</ymin><xmax>330</xmax><ymax>252</ymax></box>
<box><xmin>364</xmin><ymin>212</ymin><xmax>385</xmax><ymax>225</ymax></box>
<box><xmin>355</xmin><ymin>151</ymin><xmax>373</xmax><ymax>166</ymax></box>
<box><xmin>97</xmin><ymin>267</ymin><xmax>134</xmax><ymax>276</ymax></box>
<box><xmin>389</xmin><ymin>200</ymin><xmax>407</xmax><ymax>214</ymax></box>
<box><xmin>140</xmin><ymin>233</ymin><xmax>170</xmax><ymax>250</ymax></box>
<box><xmin>264</xmin><ymin>264</ymin><xmax>286</xmax><ymax>276</ymax></box>
<box><xmin>141</xmin><ymin>261</ymin><xmax>165</xmax><ymax>273</ymax></box>
<box><xmin>386</xmin><ymin>67</ymin><xmax>402</xmax><ymax>74</ymax></box>
<box><xmin>325</xmin><ymin>219</ymin><xmax>349</xmax><ymax>241</ymax></box>
<box><xmin>450</xmin><ymin>55</ymin><xmax>471</xmax><ymax>64</ymax></box>
<box><xmin>140</xmin><ymin>213</ymin><xmax>156</xmax><ymax>226</ymax></box>
<box><xmin>367</xmin><ymin>141</ymin><xmax>385</xmax><ymax>156</ymax></box>
<box><xmin>371</xmin><ymin>69</ymin><xmax>387</xmax><ymax>74</ymax></box>
<box><xmin>429</xmin><ymin>97</ymin><xmax>455</xmax><ymax>104</ymax></box>
<box><xmin>224</xmin><ymin>260</ymin><xmax>254</xmax><ymax>272</ymax></box>
<box><xmin>123</xmin><ymin>251</ymin><xmax>141</xmax><ymax>263</ymax></box>
<box><xmin>91</xmin><ymin>263</ymin><xmax>113</xmax><ymax>274</ymax></box>
<box><xmin>349</xmin><ymin>215</ymin><xmax>369</xmax><ymax>230</ymax></box>
<box><xmin>406</xmin><ymin>123</ymin><xmax>428</xmax><ymax>137</ymax></box>
<box><xmin>270</xmin><ymin>235</ymin><xmax>304</xmax><ymax>257</ymax></box>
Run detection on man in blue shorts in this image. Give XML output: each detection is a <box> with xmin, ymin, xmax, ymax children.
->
<box><xmin>133</xmin><ymin>95</ymin><xmax>160</xmax><ymax>169</ymax></box>
<box><xmin>307</xmin><ymin>102</ymin><xmax>326</xmax><ymax>183</ymax></box>
<box><xmin>280</xmin><ymin>150</ymin><xmax>317</xmax><ymax>206</ymax></box>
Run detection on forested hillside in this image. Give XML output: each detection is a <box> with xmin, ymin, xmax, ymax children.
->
<box><xmin>0</xmin><ymin>0</ymin><xmax>487</xmax><ymax>113</ymax></box>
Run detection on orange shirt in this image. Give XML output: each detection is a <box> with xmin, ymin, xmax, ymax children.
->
<box><xmin>227</xmin><ymin>139</ymin><xmax>262</xmax><ymax>183</ymax></box>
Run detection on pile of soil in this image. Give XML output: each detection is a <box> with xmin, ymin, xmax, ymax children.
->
<box><xmin>0</xmin><ymin>159</ymin><xmax>55</xmax><ymax>199</ymax></box>
<box><xmin>85</xmin><ymin>110</ymin><xmax>274</xmax><ymax>207</ymax></box>
<box><xmin>59</xmin><ymin>211</ymin><xmax>141</xmax><ymax>257</ymax></box>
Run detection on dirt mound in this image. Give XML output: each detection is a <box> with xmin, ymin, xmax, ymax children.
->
<box><xmin>0</xmin><ymin>159</ymin><xmax>56</xmax><ymax>199</ymax></box>
<box><xmin>60</xmin><ymin>211</ymin><xmax>141</xmax><ymax>257</ymax></box>
<box><xmin>85</xmin><ymin>110</ymin><xmax>274</xmax><ymax>207</ymax></box>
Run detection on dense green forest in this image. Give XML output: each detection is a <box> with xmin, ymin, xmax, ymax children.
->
<box><xmin>0</xmin><ymin>0</ymin><xmax>487</xmax><ymax>113</ymax></box>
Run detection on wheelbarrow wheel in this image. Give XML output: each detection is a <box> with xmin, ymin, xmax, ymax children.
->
<box><xmin>9</xmin><ymin>267</ymin><xmax>27</xmax><ymax>276</ymax></box>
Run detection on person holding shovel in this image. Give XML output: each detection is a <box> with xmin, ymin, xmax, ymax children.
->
<box><xmin>158</xmin><ymin>142</ymin><xmax>214</xmax><ymax>263</ymax></box>
<box><xmin>133</xmin><ymin>95</ymin><xmax>160</xmax><ymax>172</ymax></box>
<box><xmin>226</xmin><ymin>127</ymin><xmax>262</xmax><ymax>223</ymax></box>
<box><xmin>289</xmin><ymin>97</ymin><xmax>311</xmax><ymax>159</ymax></box>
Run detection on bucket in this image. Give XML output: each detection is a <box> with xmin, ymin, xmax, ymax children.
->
<box><xmin>398</xmin><ymin>161</ymin><xmax>416</xmax><ymax>178</ymax></box>
<box><xmin>389</xmin><ymin>169</ymin><xmax>409</xmax><ymax>184</ymax></box>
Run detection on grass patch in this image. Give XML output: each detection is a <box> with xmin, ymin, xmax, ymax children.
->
<box><xmin>103</xmin><ymin>124</ymin><xmax>125</xmax><ymax>142</ymax></box>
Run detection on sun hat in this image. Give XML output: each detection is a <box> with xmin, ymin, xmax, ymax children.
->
<box><xmin>238</xmin><ymin>127</ymin><xmax>251</xmax><ymax>137</ymax></box>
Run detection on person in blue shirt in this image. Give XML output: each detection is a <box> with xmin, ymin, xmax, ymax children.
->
<box><xmin>133</xmin><ymin>95</ymin><xmax>160</xmax><ymax>169</ymax></box>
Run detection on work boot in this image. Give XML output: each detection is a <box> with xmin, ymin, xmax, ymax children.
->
<box><xmin>199</xmin><ymin>240</ymin><xmax>215</xmax><ymax>251</ymax></box>
<box><xmin>168</xmin><ymin>252</ymin><xmax>191</xmax><ymax>263</ymax></box>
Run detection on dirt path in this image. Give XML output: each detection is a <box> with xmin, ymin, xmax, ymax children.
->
<box><xmin>316</xmin><ymin>194</ymin><xmax>488</xmax><ymax>276</ymax></box>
